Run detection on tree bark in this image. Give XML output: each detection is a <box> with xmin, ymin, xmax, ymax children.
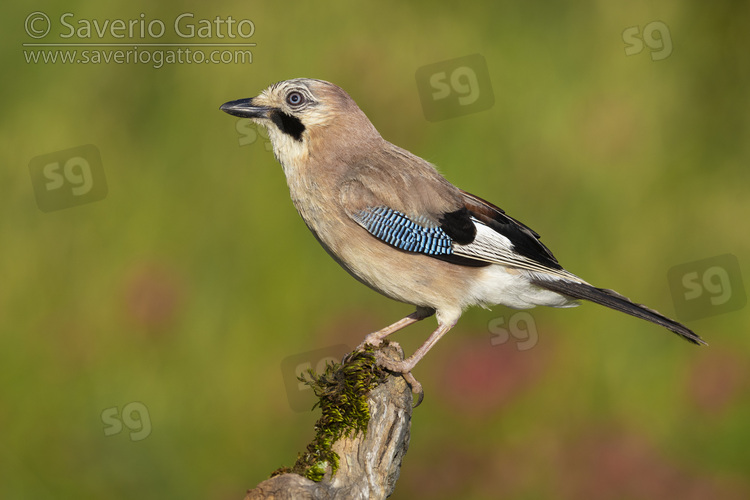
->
<box><xmin>244</xmin><ymin>344</ymin><xmax>413</xmax><ymax>500</ymax></box>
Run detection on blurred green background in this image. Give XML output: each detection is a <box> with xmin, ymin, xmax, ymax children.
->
<box><xmin>3</xmin><ymin>1</ymin><xmax>749</xmax><ymax>498</ymax></box>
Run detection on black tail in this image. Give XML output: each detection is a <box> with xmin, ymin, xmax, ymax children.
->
<box><xmin>532</xmin><ymin>278</ymin><xmax>707</xmax><ymax>346</ymax></box>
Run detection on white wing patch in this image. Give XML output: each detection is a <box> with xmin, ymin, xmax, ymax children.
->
<box><xmin>454</xmin><ymin>218</ymin><xmax>585</xmax><ymax>282</ymax></box>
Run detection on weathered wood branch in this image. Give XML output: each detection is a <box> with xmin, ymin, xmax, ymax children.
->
<box><xmin>244</xmin><ymin>344</ymin><xmax>413</xmax><ymax>500</ymax></box>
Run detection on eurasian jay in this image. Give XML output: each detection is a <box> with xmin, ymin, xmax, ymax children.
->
<box><xmin>221</xmin><ymin>78</ymin><xmax>705</xmax><ymax>396</ymax></box>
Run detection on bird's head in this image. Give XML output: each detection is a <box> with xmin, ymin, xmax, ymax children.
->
<box><xmin>221</xmin><ymin>78</ymin><xmax>381</xmax><ymax>171</ymax></box>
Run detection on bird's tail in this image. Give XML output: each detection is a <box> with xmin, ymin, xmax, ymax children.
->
<box><xmin>531</xmin><ymin>278</ymin><xmax>707</xmax><ymax>346</ymax></box>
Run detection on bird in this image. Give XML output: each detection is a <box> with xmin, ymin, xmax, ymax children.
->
<box><xmin>220</xmin><ymin>78</ymin><xmax>706</xmax><ymax>398</ymax></box>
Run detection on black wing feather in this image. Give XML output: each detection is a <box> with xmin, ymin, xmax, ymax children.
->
<box><xmin>460</xmin><ymin>190</ymin><xmax>563</xmax><ymax>270</ymax></box>
<box><xmin>438</xmin><ymin>207</ymin><xmax>476</xmax><ymax>244</ymax></box>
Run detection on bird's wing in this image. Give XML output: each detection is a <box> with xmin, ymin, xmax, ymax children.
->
<box><xmin>339</xmin><ymin>145</ymin><xmax>489</xmax><ymax>266</ymax></box>
<box><xmin>452</xmin><ymin>190</ymin><xmax>579</xmax><ymax>280</ymax></box>
<box><xmin>340</xmin><ymin>172</ymin><xmax>486</xmax><ymax>267</ymax></box>
<box><xmin>341</xmin><ymin>172</ymin><xmax>707</xmax><ymax>346</ymax></box>
<box><xmin>339</xmin><ymin>156</ymin><xmax>576</xmax><ymax>278</ymax></box>
<box><xmin>339</xmin><ymin>146</ymin><xmax>467</xmax><ymax>224</ymax></box>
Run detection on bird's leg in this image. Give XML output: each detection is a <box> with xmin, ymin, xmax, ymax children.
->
<box><xmin>357</xmin><ymin>306</ymin><xmax>435</xmax><ymax>350</ymax></box>
<box><xmin>355</xmin><ymin>307</ymin><xmax>435</xmax><ymax>406</ymax></box>
<box><xmin>374</xmin><ymin>320</ymin><xmax>455</xmax><ymax>407</ymax></box>
<box><xmin>376</xmin><ymin>321</ymin><xmax>454</xmax><ymax>375</ymax></box>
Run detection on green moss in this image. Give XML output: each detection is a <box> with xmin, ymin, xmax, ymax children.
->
<box><xmin>284</xmin><ymin>345</ymin><xmax>388</xmax><ymax>482</ymax></box>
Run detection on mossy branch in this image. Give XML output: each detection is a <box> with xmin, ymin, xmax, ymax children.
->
<box><xmin>243</xmin><ymin>343</ymin><xmax>414</xmax><ymax>500</ymax></box>
<box><xmin>289</xmin><ymin>344</ymin><xmax>389</xmax><ymax>481</ymax></box>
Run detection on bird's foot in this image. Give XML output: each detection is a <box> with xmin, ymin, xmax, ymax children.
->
<box><xmin>352</xmin><ymin>339</ymin><xmax>425</xmax><ymax>406</ymax></box>
<box><xmin>374</xmin><ymin>348</ymin><xmax>424</xmax><ymax>407</ymax></box>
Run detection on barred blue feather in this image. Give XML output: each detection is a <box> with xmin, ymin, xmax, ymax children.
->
<box><xmin>354</xmin><ymin>206</ymin><xmax>454</xmax><ymax>256</ymax></box>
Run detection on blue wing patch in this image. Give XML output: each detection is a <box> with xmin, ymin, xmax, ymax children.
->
<box><xmin>354</xmin><ymin>206</ymin><xmax>454</xmax><ymax>256</ymax></box>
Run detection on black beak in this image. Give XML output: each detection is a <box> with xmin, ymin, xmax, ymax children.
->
<box><xmin>220</xmin><ymin>98</ymin><xmax>273</xmax><ymax>119</ymax></box>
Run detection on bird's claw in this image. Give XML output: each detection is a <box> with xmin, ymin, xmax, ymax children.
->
<box><xmin>348</xmin><ymin>341</ymin><xmax>425</xmax><ymax>407</ymax></box>
<box><xmin>374</xmin><ymin>349</ymin><xmax>424</xmax><ymax>407</ymax></box>
<box><xmin>401</xmin><ymin>371</ymin><xmax>424</xmax><ymax>407</ymax></box>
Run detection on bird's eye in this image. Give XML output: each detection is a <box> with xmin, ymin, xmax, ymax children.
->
<box><xmin>286</xmin><ymin>91</ymin><xmax>305</xmax><ymax>107</ymax></box>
